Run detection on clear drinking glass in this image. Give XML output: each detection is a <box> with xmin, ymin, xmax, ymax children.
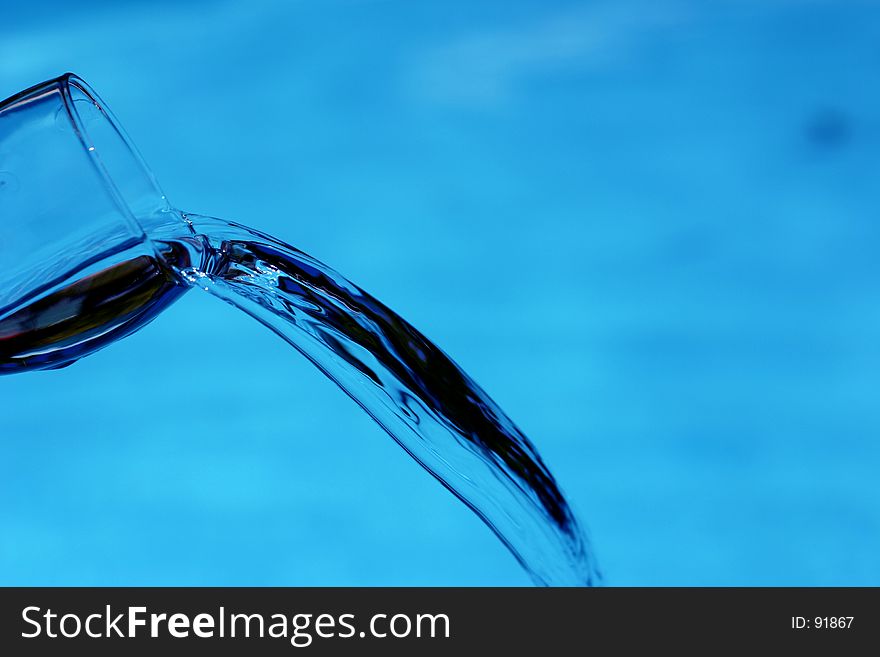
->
<box><xmin>0</xmin><ymin>73</ymin><xmax>188</xmax><ymax>372</ymax></box>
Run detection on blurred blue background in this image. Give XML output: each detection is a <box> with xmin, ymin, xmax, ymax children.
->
<box><xmin>1</xmin><ymin>0</ymin><xmax>879</xmax><ymax>585</ymax></box>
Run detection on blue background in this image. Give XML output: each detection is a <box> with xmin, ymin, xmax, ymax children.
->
<box><xmin>1</xmin><ymin>0</ymin><xmax>878</xmax><ymax>585</ymax></box>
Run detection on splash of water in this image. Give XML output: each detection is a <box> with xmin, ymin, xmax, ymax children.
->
<box><xmin>0</xmin><ymin>211</ymin><xmax>600</xmax><ymax>585</ymax></box>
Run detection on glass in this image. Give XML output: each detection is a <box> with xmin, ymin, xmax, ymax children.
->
<box><xmin>0</xmin><ymin>73</ymin><xmax>188</xmax><ymax>372</ymax></box>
